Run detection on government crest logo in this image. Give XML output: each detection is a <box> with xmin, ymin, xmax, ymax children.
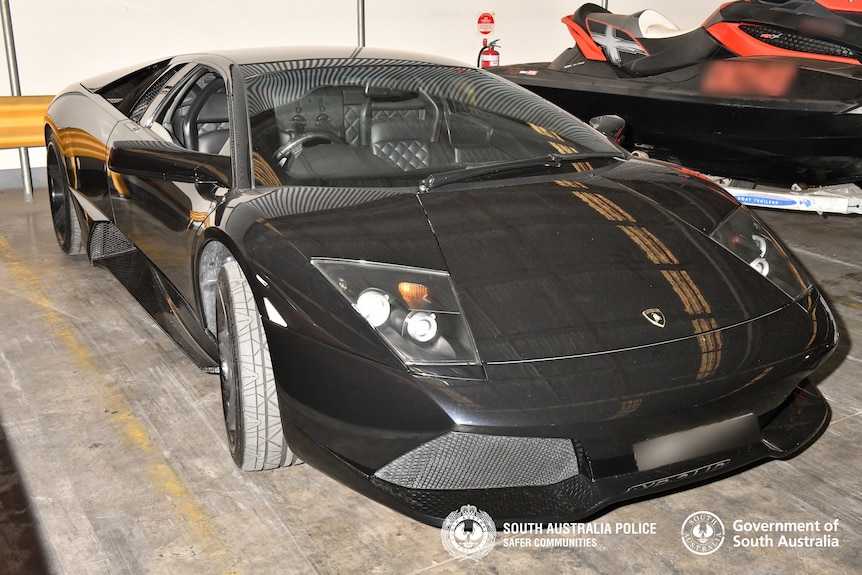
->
<box><xmin>681</xmin><ymin>511</ymin><xmax>725</xmax><ymax>555</ymax></box>
<box><xmin>440</xmin><ymin>505</ymin><xmax>497</xmax><ymax>560</ymax></box>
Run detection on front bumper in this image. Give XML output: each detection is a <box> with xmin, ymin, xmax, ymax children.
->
<box><xmin>270</xmin><ymin>288</ymin><xmax>836</xmax><ymax>527</ymax></box>
<box><xmin>291</xmin><ymin>378</ymin><xmax>829</xmax><ymax>527</ymax></box>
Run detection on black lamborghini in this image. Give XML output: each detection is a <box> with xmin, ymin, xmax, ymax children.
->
<box><xmin>45</xmin><ymin>46</ymin><xmax>837</xmax><ymax>526</ymax></box>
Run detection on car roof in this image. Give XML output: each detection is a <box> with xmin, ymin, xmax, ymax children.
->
<box><xmin>193</xmin><ymin>46</ymin><xmax>470</xmax><ymax>68</ymax></box>
<box><xmin>81</xmin><ymin>46</ymin><xmax>470</xmax><ymax>92</ymax></box>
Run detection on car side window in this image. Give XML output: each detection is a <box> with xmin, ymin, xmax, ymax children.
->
<box><xmin>128</xmin><ymin>65</ymin><xmax>184</xmax><ymax>123</ymax></box>
<box><xmin>150</xmin><ymin>68</ymin><xmax>231</xmax><ymax>156</ymax></box>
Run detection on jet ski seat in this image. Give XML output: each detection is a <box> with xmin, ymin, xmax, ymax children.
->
<box><xmin>573</xmin><ymin>4</ymin><xmax>687</xmax><ymax>40</ymax></box>
<box><xmin>637</xmin><ymin>10</ymin><xmax>685</xmax><ymax>38</ymax></box>
<box><xmin>568</xmin><ymin>4</ymin><xmax>722</xmax><ymax>77</ymax></box>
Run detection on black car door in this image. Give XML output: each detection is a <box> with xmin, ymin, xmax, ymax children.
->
<box><xmin>107</xmin><ymin>65</ymin><xmax>233</xmax><ymax>306</ymax></box>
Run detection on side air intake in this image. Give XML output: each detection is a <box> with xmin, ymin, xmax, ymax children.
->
<box><xmin>88</xmin><ymin>222</ymin><xmax>137</xmax><ymax>260</ymax></box>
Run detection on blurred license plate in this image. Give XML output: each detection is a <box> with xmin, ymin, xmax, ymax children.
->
<box><xmin>634</xmin><ymin>413</ymin><xmax>759</xmax><ymax>471</ymax></box>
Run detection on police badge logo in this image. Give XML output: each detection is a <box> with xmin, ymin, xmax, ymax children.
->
<box><xmin>681</xmin><ymin>511</ymin><xmax>725</xmax><ymax>555</ymax></box>
<box><xmin>440</xmin><ymin>505</ymin><xmax>497</xmax><ymax>560</ymax></box>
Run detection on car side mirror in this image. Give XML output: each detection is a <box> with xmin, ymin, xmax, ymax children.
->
<box><xmin>108</xmin><ymin>140</ymin><xmax>232</xmax><ymax>189</ymax></box>
<box><xmin>589</xmin><ymin>115</ymin><xmax>626</xmax><ymax>145</ymax></box>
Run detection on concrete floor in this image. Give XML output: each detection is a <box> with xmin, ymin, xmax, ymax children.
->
<box><xmin>0</xmin><ymin>180</ymin><xmax>860</xmax><ymax>574</ymax></box>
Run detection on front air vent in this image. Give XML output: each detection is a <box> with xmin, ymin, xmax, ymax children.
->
<box><xmin>740</xmin><ymin>25</ymin><xmax>857</xmax><ymax>60</ymax></box>
<box><xmin>374</xmin><ymin>432</ymin><xmax>579</xmax><ymax>490</ymax></box>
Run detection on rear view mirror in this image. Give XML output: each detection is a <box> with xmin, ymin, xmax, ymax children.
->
<box><xmin>589</xmin><ymin>115</ymin><xmax>626</xmax><ymax>145</ymax></box>
<box><xmin>108</xmin><ymin>140</ymin><xmax>231</xmax><ymax>188</ymax></box>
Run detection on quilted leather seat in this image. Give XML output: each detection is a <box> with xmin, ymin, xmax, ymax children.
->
<box><xmin>367</xmin><ymin>96</ymin><xmax>451</xmax><ymax>170</ymax></box>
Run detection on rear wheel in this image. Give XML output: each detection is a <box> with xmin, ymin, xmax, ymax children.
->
<box><xmin>46</xmin><ymin>139</ymin><xmax>84</xmax><ymax>255</ymax></box>
<box><xmin>215</xmin><ymin>259</ymin><xmax>297</xmax><ymax>470</ymax></box>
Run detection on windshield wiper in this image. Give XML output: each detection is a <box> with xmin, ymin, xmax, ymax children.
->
<box><xmin>418</xmin><ymin>152</ymin><xmax>622</xmax><ymax>192</ymax></box>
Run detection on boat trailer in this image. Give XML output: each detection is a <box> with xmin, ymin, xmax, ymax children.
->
<box><xmin>715</xmin><ymin>179</ymin><xmax>862</xmax><ymax>215</ymax></box>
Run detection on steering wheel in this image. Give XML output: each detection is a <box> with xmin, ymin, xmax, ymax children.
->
<box><xmin>273</xmin><ymin>129</ymin><xmax>343</xmax><ymax>167</ymax></box>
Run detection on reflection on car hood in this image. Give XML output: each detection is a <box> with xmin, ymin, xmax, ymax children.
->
<box><xmin>420</xmin><ymin>176</ymin><xmax>786</xmax><ymax>363</ymax></box>
<box><xmin>241</xmin><ymin>172</ymin><xmax>784</xmax><ymax>365</ymax></box>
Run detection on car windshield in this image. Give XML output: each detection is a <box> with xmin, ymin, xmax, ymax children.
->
<box><xmin>241</xmin><ymin>60</ymin><xmax>620</xmax><ymax>188</ymax></box>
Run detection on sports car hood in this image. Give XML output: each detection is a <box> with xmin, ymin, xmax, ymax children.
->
<box><xmin>420</xmin><ymin>174</ymin><xmax>790</xmax><ymax>363</ymax></box>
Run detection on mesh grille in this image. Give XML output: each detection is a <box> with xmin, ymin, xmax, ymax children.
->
<box><xmin>130</xmin><ymin>66</ymin><xmax>181</xmax><ymax>122</ymax></box>
<box><xmin>371</xmin><ymin>472</ymin><xmax>595</xmax><ymax>522</ymax></box>
<box><xmin>740</xmin><ymin>25</ymin><xmax>857</xmax><ymax>59</ymax></box>
<box><xmin>89</xmin><ymin>222</ymin><xmax>137</xmax><ymax>260</ymax></box>
<box><xmin>374</xmin><ymin>432</ymin><xmax>579</xmax><ymax>490</ymax></box>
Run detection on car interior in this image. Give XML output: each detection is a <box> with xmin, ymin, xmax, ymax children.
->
<box><xmin>248</xmin><ymin>84</ymin><xmax>559</xmax><ymax>186</ymax></box>
<box><xmin>140</xmin><ymin>67</ymin><xmax>587</xmax><ymax>187</ymax></box>
<box><xmin>147</xmin><ymin>69</ymin><xmax>232</xmax><ymax>156</ymax></box>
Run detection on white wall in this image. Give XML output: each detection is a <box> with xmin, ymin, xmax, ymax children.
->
<box><xmin>1</xmin><ymin>0</ymin><xmax>724</xmax><ymax>170</ymax></box>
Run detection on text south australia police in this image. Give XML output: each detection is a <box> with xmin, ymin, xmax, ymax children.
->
<box><xmin>501</xmin><ymin>522</ymin><xmax>656</xmax><ymax>548</ymax></box>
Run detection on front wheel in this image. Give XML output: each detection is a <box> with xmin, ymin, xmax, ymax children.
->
<box><xmin>215</xmin><ymin>259</ymin><xmax>297</xmax><ymax>470</ymax></box>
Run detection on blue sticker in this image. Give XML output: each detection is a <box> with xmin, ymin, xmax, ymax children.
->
<box><xmin>734</xmin><ymin>195</ymin><xmax>799</xmax><ymax>207</ymax></box>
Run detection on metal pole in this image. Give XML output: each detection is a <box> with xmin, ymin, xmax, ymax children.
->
<box><xmin>601</xmin><ymin>1</ymin><xmax>609</xmax><ymax>8</ymax></box>
<box><xmin>1</xmin><ymin>0</ymin><xmax>33</xmax><ymax>203</ymax></box>
<box><xmin>357</xmin><ymin>0</ymin><xmax>366</xmax><ymax>47</ymax></box>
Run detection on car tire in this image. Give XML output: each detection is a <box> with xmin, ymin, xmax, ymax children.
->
<box><xmin>215</xmin><ymin>259</ymin><xmax>298</xmax><ymax>471</ymax></box>
<box><xmin>47</xmin><ymin>138</ymin><xmax>84</xmax><ymax>255</ymax></box>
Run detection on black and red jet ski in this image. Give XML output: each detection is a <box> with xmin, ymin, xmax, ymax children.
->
<box><xmin>493</xmin><ymin>1</ymin><xmax>862</xmax><ymax>187</ymax></box>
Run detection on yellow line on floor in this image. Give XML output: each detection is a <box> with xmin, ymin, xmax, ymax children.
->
<box><xmin>835</xmin><ymin>297</ymin><xmax>862</xmax><ymax>311</ymax></box>
<box><xmin>0</xmin><ymin>233</ymin><xmax>239</xmax><ymax>574</ymax></box>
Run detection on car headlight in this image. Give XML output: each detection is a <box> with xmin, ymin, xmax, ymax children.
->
<box><xmin>311</xmin><ymin>258</ymin><xmax>480</xmax><ymax>367</ymax></box>
<box><xmin>709</xmin><ymin>206</ymin><xmax>811</xmax><ymax>299</ymax></box>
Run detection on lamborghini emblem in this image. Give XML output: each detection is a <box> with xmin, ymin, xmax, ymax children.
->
<box><xmin>642</xmin><ymin>308</ymin><xmax>666</xmax><ymax>328</ymax></box>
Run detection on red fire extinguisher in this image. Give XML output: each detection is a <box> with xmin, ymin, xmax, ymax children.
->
<box><xmin>477</xmin><ymin>38</ymin><xmax>500</xmax><ymax>68</ymax></box>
